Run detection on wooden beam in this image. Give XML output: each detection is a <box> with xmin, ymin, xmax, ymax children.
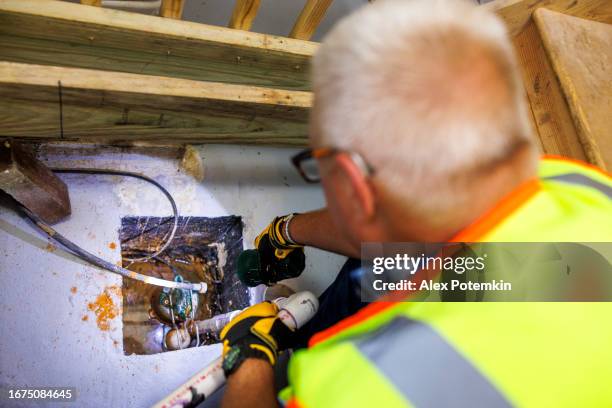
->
<box><xmin>0</xmin><ymin>0</ymin><xmax>316</xmax><ymax>91</ymax></box>
<box><xmin>534</xmin><ymin>8</ymin><xmax>612</xmax><ymax>170</ymax></box>
<box><xmin>512</xmin><ymin>19</ymin><xmax>586</xmax><ymax>161</ymax></box>
<box><xmin>0</xmin><ymin>140</ymin><xmax>71</xmax><ymax>224</ymax></box>
<box><xmin>484</xmin><ymin>0</ymin><xmax>612</xmax><ymax>36</ymax></box>
<box><xmin>80</xmin><ymin>0</ymin><xmax>102</xmax><ymax>6</ymax></box>
<box><xmin>290</xmin><ymin>0</ymin><xmax>333</xmax><ymax>41</ymax></box>
<box><xmin>0</xmin><ymin>62</ymin><xmax>311</xmax><ymax>146</ymax></box>
<box><xmin>160</xmin><ymin>0</ymin><xmax>184</xmax><ymax>20</ymax></box>
<box><xmin>229</xmin><ymin>0</ymin><xmax>261</xmax><ymax>31</ymax></box>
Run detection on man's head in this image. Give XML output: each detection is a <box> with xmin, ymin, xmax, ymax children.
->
<box><xmin>310</xmin><ymin>0</ymin><xmax>538</xmax><ymax>246</ymax></box>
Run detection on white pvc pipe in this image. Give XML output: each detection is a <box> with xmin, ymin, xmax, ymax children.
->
<box><xmin>153</xmin><ymin>292</ymin><xmax>319</xmax><ymax>408</ymax></box>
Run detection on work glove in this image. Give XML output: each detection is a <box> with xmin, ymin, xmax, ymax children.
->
<box><xmin>220</xmin><ymin>301</ymin><xmax>295</xmax><ymax>377</ymax></box>
<box><xmin>253</xmin><ymin>214</ymin><xmax>306</xmax><ymax>285</ymax></box>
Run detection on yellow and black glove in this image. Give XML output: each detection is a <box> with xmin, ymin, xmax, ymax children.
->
<box><xmin>255</xmin><ymin>214</ymin><xmax>303</xmax><ymax>258</ymax></box>
<box><xmin>238</xmin><ymin>215</ymin><xmax>305</xmax><ymax>286</ymax></box>
<box><xmin>220</xmin><ymin>301</ymin><xmax>295</xmax><ymax>377</ymax></box>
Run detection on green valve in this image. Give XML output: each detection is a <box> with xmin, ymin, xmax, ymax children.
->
<box><xmin>152</xmin><ymin>275</ymin><xmax>199</xmax><ymax>324</ymax></box>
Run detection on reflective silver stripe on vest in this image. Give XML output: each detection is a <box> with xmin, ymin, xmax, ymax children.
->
<box><xmin>544</xmin><ymin>173</ymin><xmax>612</xmax><ymax>199</ymax></box>
<box><xmin>355</xmin><ymin>317</ymin><xmax>512</xmax><ymax>408</ymax></box>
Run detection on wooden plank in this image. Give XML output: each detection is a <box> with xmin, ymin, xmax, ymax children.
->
<box><xmin>534</xmin><ymin>8</ymin><xmax>611</xmax><ymax>170</ymax></box>
<box><xmin>160</xmin><ymin>0</ymin><xmax>185</xmax><ymax>20</ymax></box>
<box><xmin>0</xmin><ymin>62</ymin><xmax>311</xmax><ymax>146</ymax></box>
<box><xmin>487</xmin><ymin>0</ymin><xmax>611</xmax><ymax>164</ymax></box>
<box><xmin>229</xmin><ymin>0</ymin><xmax>261</xmax><ymax>31</ymax></box>
<box><xmin>512</xmin><ymin>19</ymin><xmax>586</xmax><ymax>160</ymax></box>
<box><xmin>0</xmin><ymin>0</ymin><xmax>316</xmax><ymax>91</ymax></box>
<box><xmin>484</xmin><ymin>0</ymin><xmax>612</xmax><ymax>36</ymax></box>
<box><xmin>290</xmin><ymin>0</ymin><xmax>333</xmax><ymax>40</ymax></box>
<box><xmin>0</xmin><ymin>140</ymin><xmax>71</xmax><ymax>224</ymax></box>
<box><xmin>80</xmin><ymin>0</ymin><xmax>102</xmax><ymax>6</ymax></box>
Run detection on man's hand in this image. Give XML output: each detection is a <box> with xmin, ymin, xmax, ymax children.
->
<box><xmin>251</xmin><ymin>215</ymin><xmax>306</xmax><ymax>285</ymax></box>
<box><xmin>285</xmin><ymin>209</ymin><xmax>361</xmax><ymax>258</ymax></box>
<box><xmin>221</xmin><ymin>301</ymin><xmax>295</xmax><ymax>377</ymax></box>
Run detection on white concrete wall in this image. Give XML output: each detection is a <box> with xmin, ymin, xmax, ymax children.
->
<box><xmin>0</xmin><ymin>144</ymin><xmax>345</xmax><ymax>407</ymax></box>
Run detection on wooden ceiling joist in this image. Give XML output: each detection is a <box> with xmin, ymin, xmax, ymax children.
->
<box><xmin>229</xmin><ymin>0</ymin><xmax>262</xmax><ymax>31</ymax></box>
<box><xmin>80</xmin><ymin>0</ymin><xmax>102</xmax><ymax>6</ymax></box>
<box><xmin>160</xmin><ymin>0</ymin><xmax>185</xmax><ymax>20</ymax></box>
<box><xmin>0</xmin><ymin>62</ymin><xmax>311</xmax><ymax>145</ymax></box>
<box><xmin>0</xmin><ymin>0</ymin><xmax>317</xmax><ymax>91</ymax></box>
<box><xmin>290</xmin><ymin>0</ymin><xmax>334</xmax><ymax>41</ymax></box>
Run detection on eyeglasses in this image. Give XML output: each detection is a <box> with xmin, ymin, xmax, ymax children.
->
<box><xmin>291</xmin><ymin>147</ymin><xmax>375</xmax><ymax>183</ymax></box>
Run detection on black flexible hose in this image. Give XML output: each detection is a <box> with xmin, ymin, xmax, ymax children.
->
<box><xmin>51</xmin><ymin>168</ymin><xmax>178</xmax><ymax>263</ymax></box>
<box><xmin>15</xmin><ymin>168</ymin><xmax>206</xmax><ymax>293</ymax></box>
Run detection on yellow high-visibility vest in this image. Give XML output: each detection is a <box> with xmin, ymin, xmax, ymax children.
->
<box><xmin>282</xmin><ymin>156</ymin><xmax>612</xmax><ymax>408</ymax></box>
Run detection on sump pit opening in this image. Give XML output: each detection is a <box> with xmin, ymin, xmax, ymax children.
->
<box><xmin>119</xmin><ymin>215</ymin><xmax>249</xmax><ymax>355</ymax></box>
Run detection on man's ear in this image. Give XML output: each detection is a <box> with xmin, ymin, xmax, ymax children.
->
<box><xmin>334</xmin><ymin>153</ymin><xmax>376</xmax><ymax>220</ymax></box>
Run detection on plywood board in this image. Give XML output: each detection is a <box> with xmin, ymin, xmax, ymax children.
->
<box><xmin>484</xmin><ymin>0</ymin><xmax>612</xmax><ymax>36</ymax></box>
<box><xmin>535</xmin><ymin>8</ymin><xmax>611</xmax><ymax>170</ymax></box>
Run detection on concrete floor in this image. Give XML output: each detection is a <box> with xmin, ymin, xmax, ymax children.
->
<box><xmin>0</xmin><ymin>144</ymin><xmax>345</xmax><ymax>407</ymax></box>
